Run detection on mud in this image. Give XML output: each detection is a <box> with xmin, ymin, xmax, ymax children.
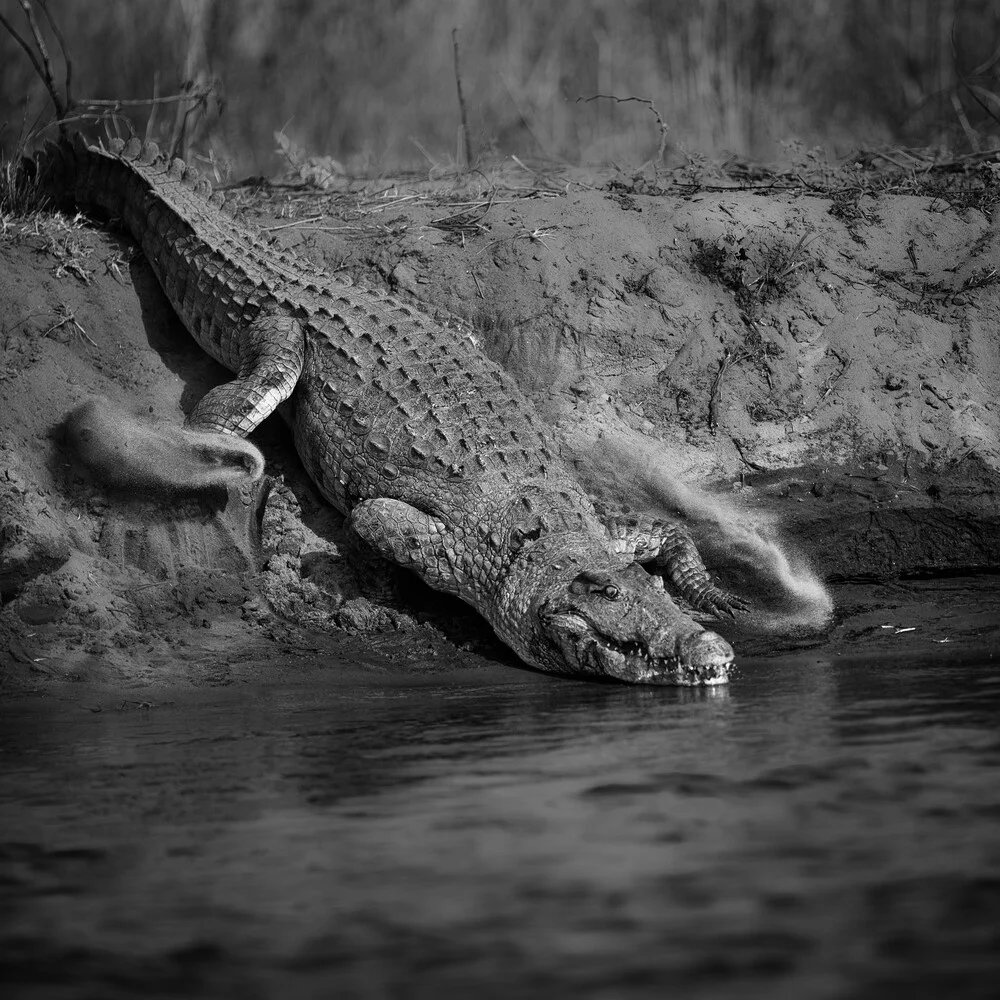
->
<box><xmin>2</xmin><ymin>165</ymin><xmax>999</xmax><ymax>694</ymax></box>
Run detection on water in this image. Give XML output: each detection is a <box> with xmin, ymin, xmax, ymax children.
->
<box><xmin>2</xmin><ymin>582</ymin><xmax>1000</xmax><ymax>999</ymax></box>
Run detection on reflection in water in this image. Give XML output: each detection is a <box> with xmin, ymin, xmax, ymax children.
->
<box><xmin>2</xmin><ymin>651</ymin><xmax>1000</xmax><ymax>998</ymax></box>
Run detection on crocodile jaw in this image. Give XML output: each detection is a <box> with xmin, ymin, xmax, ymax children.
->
<box><xmin>543</xmin><ymin>612</ymin><xmax>733</xmax><ymax>686</ymax></box>
<box><xmin>494</xmin><ymin>537</ymin><xmax>736</xmax><ymax>686</ymax></box>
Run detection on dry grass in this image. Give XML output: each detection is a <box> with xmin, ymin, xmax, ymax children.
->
<box><xmin>0</xmin><ymin>162</ymin><xmax>96</xmax><ymax>289</ymax></box>
<box><xmin>0</xmin><ymin>143</ymin><xmax>47</xmax><ymax>225</ymax></box>
<box><xmin>2</xmin><ymin>1</ymin><xmax>999</xmax><ymax>177</ymax></box>
<box><xmin>692</xmin><ymin>227</ymin><xmax>816</xmax><ymax>321</ymax></box>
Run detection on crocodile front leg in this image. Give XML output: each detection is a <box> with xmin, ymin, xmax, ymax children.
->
<box><xmin>602</xmin><ymin>512</ymin><xmax>744</xmax><ymax>619</ymax></box>
<box><xmin>188</xmin><ymin>314</ymin><xmax>305</xmax><ymax>436</ymax></box>
<box><xmin>348</xmin><ymin>498</ymin><xmax>466</xmax><ymax>596</ymax></box>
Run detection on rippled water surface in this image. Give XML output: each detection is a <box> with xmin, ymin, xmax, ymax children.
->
<box><xmin>2</xmin><ymin>582</ymin><xmax>1000</xmax><ymax>999</ymax></box>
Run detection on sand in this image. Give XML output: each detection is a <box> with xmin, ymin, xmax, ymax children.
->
<box><xmin>2</xmin><ymin>160</ymin><xmax>998</xmax><ymax>695</ymax></box>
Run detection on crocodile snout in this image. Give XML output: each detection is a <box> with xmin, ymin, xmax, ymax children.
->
<box><xmin>675</xmin><ymin>630</ymin><xmax>734</xmax><ymax>684</ymax></box>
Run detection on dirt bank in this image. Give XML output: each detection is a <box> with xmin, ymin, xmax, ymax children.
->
<box><xmin>2</xmin><ymin>158</ymin><xmax>999</xmax><ymax>694</ymax></box>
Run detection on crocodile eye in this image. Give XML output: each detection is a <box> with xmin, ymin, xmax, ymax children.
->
<box><xmin>570</xmin><ymin>571</ymin><xmax>621</xmax><ymax>599</ymax></box>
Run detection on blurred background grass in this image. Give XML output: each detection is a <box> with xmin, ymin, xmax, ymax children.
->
<box><xmin>2</xmin><ymin>0</ymin><xmax>999</xmax><ymax>176</ymax></box>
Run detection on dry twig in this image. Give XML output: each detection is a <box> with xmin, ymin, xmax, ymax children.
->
<box><xmin>452</xmin><ymin>26</ymin><xmax>473</xmax><ymax>168</ymax></box>
<box><xmin>44</xmin><ymin>305</ymin><xmax>96</xmax><ymax>347</ymax></box>
<box><xmin>576</xmin><ymin>94</ymin><xmax>669</xmax><ymax>164</ymax></box>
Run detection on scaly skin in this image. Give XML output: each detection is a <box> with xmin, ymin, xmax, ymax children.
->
<box><xmin>35</xmin><ymin>134</ymin><xmax>739</xmax><ymax>685</ymax></box>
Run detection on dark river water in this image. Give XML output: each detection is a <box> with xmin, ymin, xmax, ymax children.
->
<box><xmin>2</xmin><ymin>580</ymin><xmax>1000</xmax><ymax>999</ymax></box>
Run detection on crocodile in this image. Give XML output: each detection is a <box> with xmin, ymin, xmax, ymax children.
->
<box><xmin>33</xmin><ymin>133</ymin><xmax>740</xmax><ymax>685</ymax></box>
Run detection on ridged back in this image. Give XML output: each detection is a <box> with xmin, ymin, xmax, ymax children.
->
<box><xmin>32</xmin><ymin>134</ymin><xmax>597</xmax><ymax>537</ymax></box>
<box><xmin>34</xmin><ymin>134</ymin><xmax>325</xmax><ymax>372</ymax></box>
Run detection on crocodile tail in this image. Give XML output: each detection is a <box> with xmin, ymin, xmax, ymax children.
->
<box><xmin>26</xmin><ymin>132</ymin><xmax>283</xmax><ymax>259</ymax></box>
<box><xmin>25</xmin><ymin>134</ymin><xmax>206</xmax><ymax>219</ymax></box>
<box><xmin>28</xmin><ymin>133</ymin><xmax>148</xmax><ymax>220</ymax></box>
<box><xmin>66</xmin><ymin>398</ymin><xmax>265</xmax><ymax>494</ymax></box>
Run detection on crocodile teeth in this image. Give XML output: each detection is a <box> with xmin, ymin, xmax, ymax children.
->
<box><xmin>598</xmin><ymin>637</ymin><xmax>668</xmax><ymax>667</ymax></box>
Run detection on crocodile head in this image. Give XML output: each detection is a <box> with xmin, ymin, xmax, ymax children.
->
<box><xmin>496</xmin><ymin>550</ymin><xmax>734</xmax><ymax>686</ymax></box>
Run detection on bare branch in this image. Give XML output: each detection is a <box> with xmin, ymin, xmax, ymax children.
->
<box><xmin>76</xmin><ymin>90</ymin><xmax>215</xmax><ymax>109</ymax></box>
<box><xmin>36</xmin><ymin>0</ymin><xmax>73</xmax><ymax>110</ymax></box>
<box><xmin>17</xmin><ymin>0</ymin><xmax>66</xmax><ymax>125</ymax></box>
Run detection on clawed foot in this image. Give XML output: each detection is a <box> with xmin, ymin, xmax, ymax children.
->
<box><xmin>694</xmin><ymin>587</ymin><xmax>749</xmax><ymax>621</ymax></box>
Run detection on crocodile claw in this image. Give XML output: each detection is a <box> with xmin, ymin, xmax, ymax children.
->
<box><xmin>692</xmin><ymin>586</ymin><xmax>748</xmax><ymax>621</ymax></box>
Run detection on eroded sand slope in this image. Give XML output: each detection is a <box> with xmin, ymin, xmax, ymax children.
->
<box><xmin>2</xmin><ymin>169</ymin><xmax>999</xmax><ymax>691</ymax></box>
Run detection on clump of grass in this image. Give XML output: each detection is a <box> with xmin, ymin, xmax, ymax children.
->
<box><xmin>963</xmin><ymin>266</ymin><xmax>1000</xmax><ymax>291</ymax></box>
<box><xmin>0</xmin><ymin>143</ymin><xmax>48</xmax><ymax>227</ymax></box>
<box><xmin>745</xmin><ymin>231</ymin><xmax>813</xmax><ymax>302</ymax></box>
<box><xmin>692</xmin><ymin>228</ymin><xmax>814</xmax><ymax>321</ymax></box>
<box><xmin>0</xmin><ymin>146</ymin><xmax>94</xmax><ymax>272</ymax></box>
<box><xmin>691</xmin><ymin>237</ymin><xmax>732</xmax><ymax>287</ymax></box>
<box><xmin>42</xmin><ymin>218</ymin><xmax>93</xmax><ymax>282</ymax></box>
